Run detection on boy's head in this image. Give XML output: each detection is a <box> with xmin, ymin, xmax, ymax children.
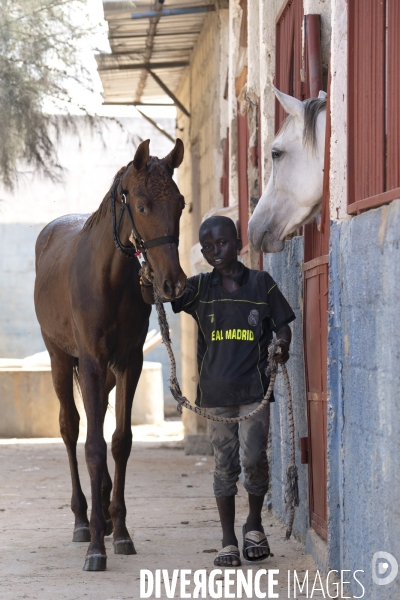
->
<box><xmin>199</xmin><ymin>216</ymin><xmax>242</xmax><ymax>271</ymax></box>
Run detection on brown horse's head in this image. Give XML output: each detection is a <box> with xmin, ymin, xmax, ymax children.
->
<box><xmin>120</xmin><ymin>138</ymin><xmax>186</xmax><ymax>300</ymax></box>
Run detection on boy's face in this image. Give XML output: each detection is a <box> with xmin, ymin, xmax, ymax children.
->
<box><xmin>200</xmin><ymin>224</ymin><xmax>242</xmax><ymax>271</ymax></box>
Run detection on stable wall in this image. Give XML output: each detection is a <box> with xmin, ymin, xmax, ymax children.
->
<box><xmin>328</xmin><ymin>201</ymin><xmax>400</xmax><ymax>598</ymax></box>
<box><xmin>264</xmin><ymin>236</ymin><xmax>309</xmax><ymax>542</ymax></box>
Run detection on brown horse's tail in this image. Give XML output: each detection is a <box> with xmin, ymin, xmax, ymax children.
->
<box><xmin>72</xmin><ymin>360</ymin><xmax>81</xmax><ymax>399</ymax></box>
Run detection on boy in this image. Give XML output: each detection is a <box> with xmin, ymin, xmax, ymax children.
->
<box><xmin>143</xmin><ymin>216</ymin><xmax>295</xmax><ymax>566</ymax></box>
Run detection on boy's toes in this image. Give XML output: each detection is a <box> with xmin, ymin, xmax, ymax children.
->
<box><xmin>214</xmin><ymin>546</ymin><xmax>241</xmax><ymax>567</ymax></box>
<box><xmin>242</xmin><ymin>526</ymin><xmax>270</xmax><ymax>562</ymax></box>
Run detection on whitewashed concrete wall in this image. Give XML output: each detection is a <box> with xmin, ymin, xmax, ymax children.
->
<box><xmin>329</xmin><ymin>0</ymin><xmax>347</xmax><ymax>219</ymax></box>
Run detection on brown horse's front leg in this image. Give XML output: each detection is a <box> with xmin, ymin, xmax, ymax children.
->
<box><xmin>79</xmin><ymin>354</ymin><xmax>109</xmax><ymax>571</ymax></box>
<box><xmin>110</xmin><ymin>355</ymin><xmax>143</xmax><ymax>555</ymax></box>
<box><xmin>102</xmin><ymin>368</ymin><xmax>117</xmax><ymax>537</ymax></box>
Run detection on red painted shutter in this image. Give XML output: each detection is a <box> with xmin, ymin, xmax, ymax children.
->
<box><xmin>348</xmin><ymin>0</ymin><xmax>385</xmax><ymax>206</ymax></box>
<box><xmin>237</xmin><ymin>110</ymin><xmax>249</xmax><ymax>247</ymax></box>
<box><xmin>220</xmin><ymin>128</ymin><xmax>230</xmax><ymax>207</ymax></box>
<box><xmin>387</xmin><ymin>0</ymin><xmax>400</xmax><ymax>193</ymax></box>
<box><xmin>348</xmin><ymin>0</ymin><xmax>400</xmax><ymax>213</ymax></box>
<box><xmin>275</xmin><ymin>0</ymin><xmax>304</xmax><ymax>132</ymax></box>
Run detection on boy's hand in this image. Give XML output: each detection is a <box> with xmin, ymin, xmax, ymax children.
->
<box><xmin>274</xmin><ymin>339</ymin><xmax>290</xmax><ymax>364</ymax></box>
<box><xmin>274</xmin><ymin>325</ymin><xmax>292</xmax><ymax>364</ymax></box>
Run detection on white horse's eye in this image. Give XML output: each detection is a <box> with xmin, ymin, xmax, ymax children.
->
<box><xmin>272</xmin><ymin>149</ymin><xmax>282</xmax><ymax>160</ymax></box>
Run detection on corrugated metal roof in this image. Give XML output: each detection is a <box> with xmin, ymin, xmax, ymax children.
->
<box><xmin>97</xmin><ymin>1</ymin><xmax>214</xmax><ymax>105</ymax></box>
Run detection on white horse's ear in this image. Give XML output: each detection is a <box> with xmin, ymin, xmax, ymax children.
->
<box><xmin>272</xmin><ymin>85</ymin><xmax>303</xmax><ymax>119</ymax></box>
<box><xmin>318</xmin><ymin>90</ymin><xmax>327</xmax><ymax>99</ymax></box>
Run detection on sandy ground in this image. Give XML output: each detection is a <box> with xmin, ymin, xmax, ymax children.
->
<box><xmin>0</xmin><ymin>424</ymin><xmax>338</xmax><ymax>600</ymax></box>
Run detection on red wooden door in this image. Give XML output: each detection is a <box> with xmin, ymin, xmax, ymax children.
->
<box><xmin>237</xmin><ymin>108</ymin><xmax>250</xmax><ymax>247</ymax></box>
<box><xmin>275</xmin><ymin>4</ymin><xmax>330</xmax><ymax>539</ymax></box>
<box><xmin>303</xmin><ymin>15</ymin><xmax>330</xmax><ymax>539</ymax></box>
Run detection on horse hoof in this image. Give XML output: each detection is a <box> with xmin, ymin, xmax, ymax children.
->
<box><xmin>73</xmin><ymin>526</ymin><xmax>91</xmax><ymax>542</ymax></box>
<box><xmin>83</xmin><ymin>554</ymin><xmax>107</xmax><ymax>571</ymax></box>
<box><xmin>114</xmin><ymin>540</ymin><xmax>136</xmax><ymax>555</ymax></box>
<box><xmin>105</xmin><ymin>519</ymin><xmax>113</xmax><ymax>536</ymax></box>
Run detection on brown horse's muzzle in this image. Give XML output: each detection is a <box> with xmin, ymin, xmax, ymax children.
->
<box><xmin>149</xmin><ymin>244</ymin><xmax>187</xmax><ymax>301</ymax></box>
<box><xmin>161</xmin><ymin>273</ymin><xmax>186</xmax><ymax>300</ymax></box>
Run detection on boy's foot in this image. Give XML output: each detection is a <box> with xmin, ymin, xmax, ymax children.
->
<box><xmin>242</xmin><ymin>523</ymin><xmax>270</xmax><ymax>562</ymax></box>
<box><xmin>214</xmin><ymin>545</ymin><xmax>241</xmax><ymax>567</ymax></box>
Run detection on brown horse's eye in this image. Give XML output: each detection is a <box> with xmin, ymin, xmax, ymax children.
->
<box><xmin>138</xmin><ymin>205</ymin><xmax>145</xmax><ymax>214</ymax></box>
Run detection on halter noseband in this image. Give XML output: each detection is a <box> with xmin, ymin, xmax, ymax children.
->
<box><xmin>110</xmin><ymin>171</ymin><xmax>179</xmax><ymax>263</ymax></box>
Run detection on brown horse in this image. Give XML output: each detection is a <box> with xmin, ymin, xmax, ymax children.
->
<box><xmin>34</xmin><ymin>139</ymin><xmax>186</xmax><ymax>571</ymax></box>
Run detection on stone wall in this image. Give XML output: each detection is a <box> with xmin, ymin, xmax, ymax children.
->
<box><xmin>264</xmin><ymin>236</ymin><xmax>309</xmax><ymax>541</ymax></box>
<box><xmin>327</xmin><ymin>202</ymin><xmax>400</xmax><ymax>598</ymax></box>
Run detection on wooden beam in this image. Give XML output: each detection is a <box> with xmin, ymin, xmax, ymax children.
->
<box><xmin>108</xmin><ymin>31</ymin><xmax>201</xmax><ymax>40</ymax></box>
<box><xmin>134</xmin><ymin>0</ymin><xmax>164</xmax><ymax>104</ymax></box>
<box><xmin>97</xmin><ymin>61</ymin><xmax>189</xmax><ymax>71</ymax></box>
<box><xmin>103</xmin><ymin>101</ymin><xmax>174</xmax><ymax>107</ymax></box>
<box><xmin>130</xmin><ymin>6</ymin><xmax>216</xmax><ymax>20</ymax></box>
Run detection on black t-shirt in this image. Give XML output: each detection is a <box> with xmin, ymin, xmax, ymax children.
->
<box><xmin>172</xmin><ymin>264</ymin><xmax>295</xmax><ymax>408</ymax></box>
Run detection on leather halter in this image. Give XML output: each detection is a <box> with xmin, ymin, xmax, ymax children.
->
<box><xmin>110</xmin><ymin>171</ymin><xmax>179</xmax><ymax>262</ymax></box>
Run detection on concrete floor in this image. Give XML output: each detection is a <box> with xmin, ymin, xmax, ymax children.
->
<box><xmin>0</xmin><ymin>429</ymin><xmax>334</xmax><ymax>600</ymax></box>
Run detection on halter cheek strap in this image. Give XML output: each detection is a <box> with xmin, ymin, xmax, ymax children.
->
<box><xmin>111</xmin><ymin>173</ymin><xmax>179</xmax><ymax>261</ymax></box>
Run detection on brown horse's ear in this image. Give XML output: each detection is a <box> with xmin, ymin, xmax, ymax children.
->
<box><xmin>133</xmin><ymin>139</ymin><xmax>150</xmax><ymax>170</ymax></box>
<box><xmin>164</xmin><ymin>138</ymin><xmax>184</xmax><ymax>170</ymax></box>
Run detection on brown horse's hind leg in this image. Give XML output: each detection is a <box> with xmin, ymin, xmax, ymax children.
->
<box><xmin>78</xmin><ymin>353</ymin><xmax>109</xmax><ymax>571</ymax></box>
<box><xmin>42</xmin><ymin>333</ymin><xmax>90</xmax><ymax>542</ymax></box>
<box><xmin>110</xmin><ymin>352</ymin><xmax>143</xmax><ymax>555</ymax></box>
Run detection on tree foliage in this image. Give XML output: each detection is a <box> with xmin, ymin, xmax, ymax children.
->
<box><xmin>0</xmin><ymin>0</ymin><xmax>95</xmax><ymax>188</ymax></box>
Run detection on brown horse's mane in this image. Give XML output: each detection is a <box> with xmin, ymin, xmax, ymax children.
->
<box><xmin>83</xmin><ymin>163</ymin><xmax>133</xmax><ymax>230</ymax></box>
<box><xmin>83</xmin><ymin>156</ymin><xmax>174</xmax><ymax>231</ymax></box>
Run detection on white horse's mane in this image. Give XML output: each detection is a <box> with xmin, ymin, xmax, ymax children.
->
<box><xmin>248</xmin><ymin>91</ymin><xmax>327</xmax><ymax>253</ymax></box>
<box><xmin>279</xmin><ymin>97</ymin><xmax>327</xmax><ymax>151</ymax></box>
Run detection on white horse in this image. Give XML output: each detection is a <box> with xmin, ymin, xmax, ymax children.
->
<box><xmin>248</xmin><ymin>87</ymin><xmax>327</xmax><ymax>253</ymax></box>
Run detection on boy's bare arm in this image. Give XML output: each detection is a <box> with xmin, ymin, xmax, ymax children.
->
<box><xmin>275</xmin><ymin>324</ymin><xmax>292</xmax><ymax>364</ymax></box>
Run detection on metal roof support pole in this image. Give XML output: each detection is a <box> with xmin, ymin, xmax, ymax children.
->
<box><xmin>134</xmin><ymin>0</ymin><xmax>164</xmax><ymax>103</ymax></box>
<box><xmin>133</xmin><ymin>106</ymin><xmax>175</xmax><ymax>143</ymax></box>
<box><xmin>147</xmin><ymin>69</ymin><xmax>191</xmax><ymax>117</ymax></box>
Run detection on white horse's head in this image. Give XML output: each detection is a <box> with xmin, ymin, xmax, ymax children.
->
<box><xmin>248</xmin><ymin>87</ymin><xmax>327</xmax><ymax>253</ymax></box>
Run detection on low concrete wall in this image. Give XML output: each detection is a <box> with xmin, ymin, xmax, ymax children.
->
<box><xmin>328</xmin><ymin>201</ymin><xmax>400</xmax><ymax>598</ymax></box>
<box><xmin>0</xmin><ymin>367</ymin><xmax>60</xmax><ymax>437</ymax></box>
<box><xmin>1</xmin><ymin>361</ymin><xmax>165</xmax><ymax>439</ymax></box>
<box><xmin>263</xmin><ymin>235</ymin><xmax>309</xmax><ymax>542</ymax></box>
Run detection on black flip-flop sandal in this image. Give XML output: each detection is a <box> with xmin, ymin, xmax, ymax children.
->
<box><xmin>242</xmin><ymin>523</ymin><xmax>270</xmax><ymax>562</ymax></box>
<box><xmin>214</xmin><ymin>545</ymin><xmax>241</xmax><ymax>567</ymax></box>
